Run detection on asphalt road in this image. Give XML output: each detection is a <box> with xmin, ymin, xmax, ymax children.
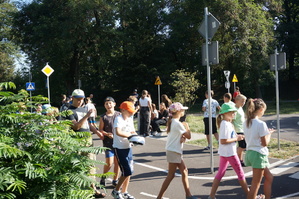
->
<box><xmin>261</xmin><ymin>114</ymin><xmax>299</xmax><ymax>143</ymax></box>
<box><xmin>93</xmin><ymin>132</ymin><xmax>299</xmax><ymax>199</ymax></box>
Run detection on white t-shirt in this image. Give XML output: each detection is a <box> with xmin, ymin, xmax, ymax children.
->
<box><xmin>218</xmin><ymin>120</ymin><xmax>237</xmax><ymax>157</ymax></box>
<box><xmin>86</xmin><ymin>103</ymin><xmax>96</xmax><ymax>117</ymax></box>
<box><xmin>113</xmin><ymin>115</ymin><xmax>135</xmax><ymax>149</ymax></box>
<box><xmin>243</xmin><ymin>118</ymin><xmax>270</xmax><ymax>155</ymax></box>
<box><xmin>165</xmin><ymin>118</ymin><xmax>186</xmax><ymax>154</ymax></box>
<box><xmin>139</xmin><ymin>97</ymin><xmax>150</xmax><ymax>107</ymax></box>
<box><xmin>202</xmin><ymin>98</ymin><xmax>219</xmax><ymax>118</ymax></box>
<box><xmin>153</xmin><ymin>110</ymin><xmax>159</xmax><ymax>119</ymax></box>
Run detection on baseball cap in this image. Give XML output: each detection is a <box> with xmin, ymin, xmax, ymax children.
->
<box><xmin>169</xmin><ymin>102</ymin><xmax>188</xmax><ymax>113</ymax></box>
<box><xmin>72</xmin><ymin>89</ymin><xmax>85</xmax><ymax>98</ymax></box>
<box><xmin>119</xmin><ymin>101</ymin><xmax>135</xmax><ymax>114</ymax></box>
<box><xmin>42</xmin><ymin>104</ymin><xmax>52</xmax><ymax>114</ymax></box>
<box><xmin>219</xmin><ymin>103</ymin><xmax>237</xmax><ymax>114</ymax></box>
<box><xmin>104</xmin><ymin>96</ymin><xmax>115</xmax><ymax>103</ymax></box>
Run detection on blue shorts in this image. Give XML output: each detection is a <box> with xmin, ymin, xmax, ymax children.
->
<box><xmin>114</xmin><ymin>148</ymin><xmax>134</xmax><ymax>176</ymax></box>
<box><xmin>105</xmin><ymin>149</ymin><xmax>115</xmax><ymax>158</ymax></box>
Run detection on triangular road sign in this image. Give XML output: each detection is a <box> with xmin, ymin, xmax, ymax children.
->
<box><xmin>26</xmin><ymin>82</ymin><xmax>35</xmax><ymax>91</ymax></box>
<box><xmin>232</xmin><ymin>74</ymin><xmax>238</xmax><ymax>82</ymax></box>
<box><xmin>155</xmin><ymin>76</ymin><xmax>162</xmax><ymax>85</ymax></box>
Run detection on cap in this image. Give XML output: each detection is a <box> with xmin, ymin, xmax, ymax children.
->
<box><xmin>220</xmin><ymin>103</ymin><xmax>237</xmax><ymax>114</ymax></box>
<box><xmin>119</xmin><ymin>101</ymin><xmax>135</xmax><ymax>114</ymax></box>
<box><xmin>128</xmin><ymin>135</ymin><xmax>145</xmax><ymax>146</ymax></box>
<box><xmin>169</xmin><ymin>102</ymin><xmax>188</xmax><ymax>113</ymax></box>
<box><xmin>72</xmin><ymin>89</ymin><xmax>85</xmax><ymax>98</ymax></box>
<box><xmin>42</xmin><ymin>104</ymin><xmax>52</xmax><ymax>114</ymax></box>
<box><xmin>104</xmin><ymin>96</ymin><xmax>115</xmax><ymax>103</ymax></box>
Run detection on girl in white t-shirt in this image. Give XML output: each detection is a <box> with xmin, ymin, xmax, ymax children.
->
<box><xmin>157</xmin><ymin>102</ymin><xmax>197</xmax><ymax>199</ymax></box>
<box><xmin>208</xmin><ymin>103</ymin><xmax>249</xmax><ymax>199</ymax></box>
<box><xmin>243</xmin><ymin>98</ymin><xmax>274</xmax><ymax>199</ymax></box>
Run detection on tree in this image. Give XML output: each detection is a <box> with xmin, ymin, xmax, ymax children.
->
<box><xmin>0</xmin><ymin>0</ymin><xmax>18</xmax><ymax>82</ymax></box>
<box><xmin>0</xmin><ymin>82</ymin><xmax>106</xmax><ymax>198</ymax></box>
<box><xmin>170</xmin><ymin>69</ymin><xmax>201</xmax><ymax>108</ymax></box>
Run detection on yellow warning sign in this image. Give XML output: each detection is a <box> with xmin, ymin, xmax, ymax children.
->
<box><xmin>155</xmin><ymin>76</ymin><xmax>162</xmax><ymax>85</ymax></box>
<box><xmin>232</xmin><ymin>74</ymin><xmax>238</xmax><ymax>82</ymax></box>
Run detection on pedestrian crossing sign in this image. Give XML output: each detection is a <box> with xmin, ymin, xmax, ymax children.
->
<box><xmin>232</xmin><ymin>74</ymin><xmax>238</xmax><ymax>82</ymax></box>
<box><xmin>155</xmin><ymin>76</ymin><xmax>162</xmax><ymax>85</ymax></box>
<box><xmin>26</xmin><ymin>82</ymin><xmax>35</xmax><ymax>91</ymax></box>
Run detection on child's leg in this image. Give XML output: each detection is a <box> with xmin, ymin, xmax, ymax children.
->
<box><xmin>213</xmin><ymin>132</ymin><xmax>219</xmax><ymax>141</ymax></box>
<box><xmin>113</xmin><ymin>156</ymin><xmax>120</xmax><ymax>181</ymax></box>
<box><xmin>263</xmin><ymin>167</ymin><xmax>273</xmax><ymax>199</ymax></box>
<box><xmin>103</xmin><ymin>156</ymin><xmax>113</xmax><ymax>174</ymax></box>
<box><xmin>206</xmin><ymin>134</ymin><xmax>210</xmax><ymax>146</ymax></box>
<box><xmin>228</xmin><ymin>155</ymin><xmax>249</xmax><ymax>195</ymax></box>
<box><xmin>115</xmin><ymin>175</ymin><xmax>130</xmax><ymax>191</ymax></box>
<box><xmin>177</xmin><ymin>160</ymin><xmax>193</xmax><ymax>197</ymax></box>
<box><xmin>157</xmin><ymin>163</ymin><xmax>178</xmax><ymax>199</ymax></box>
<box><xmin>247</xmin><ymin>168</ymin><xmax>264</xmax><ymax>199</ymax></box>
<box><xmin>210</xmin><ymin>156</ymin><xmax>229</xmax><ymax>198</ymax></box>
<box><xmin>120</xmin><ymin>176</ymin><xmax>131</xmax><ymax>193</ymax></box>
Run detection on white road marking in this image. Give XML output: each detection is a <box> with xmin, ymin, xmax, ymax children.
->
<box><xmin>140</xmin><ymin>192</ymin><xmax>169</xmax><ymax>199</ymax></box>
<box><xmin>274</xmin><ymin>192</ymin><xmax>299</xmax><ymax>199</ymax></box>
<box><xmin>289</xmin><ymin>172</ymin><xmax>299</xmax><ymax>180</ymax></box>
<box><xmin>135</xmin><ymin>159</ymin><xmax>289</xmax><ymax>180</ymax></box>
<box><xmin>270</xmin><ymin>162</ymin><xmax>299</xmax><ymax>175</ymax></box>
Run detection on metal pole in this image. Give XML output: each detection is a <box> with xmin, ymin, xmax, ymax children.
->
<box><xmin>47</xmin><ymin>76</ymin><xmax>50</xmax><ymax>105</ymax></box>
<box><xmin>204</xmin><ymin>7</ymin><xmax>214</xmax><ymax>174</ymax></box>
<box><xmin>275</xmin><ymin>49</ymin><xmax>280</xmax><ymax>150</ymax></box>
<box><xmin>158</xmin><ymin>85</ymin><xmax>161</xmax><ymax>110</ymax></box>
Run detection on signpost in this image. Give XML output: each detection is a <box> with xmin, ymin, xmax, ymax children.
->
<box><xmin>270</xmin><ymin>49</ymin><xmax>286</xmax><ymax>150</ymax></box>
<box><xmin>223</xmin><ymin>70</ymin><xmax>230</xmax><ymax>93</ymax></box>
<box><xmin>26</xmin><ymin>71</ymin><xmax>35</xmax><ymax>112</ymax></box>
<box><xmin>232</xmin><ymin>74</ymin><xmax>238</xmax><ymax>92</ymax></box>
<box><xmin>198</xmin><ymin>7</ymin><xmax>220</xmax><ymax>173</ymax></box>
<box><xmin>155</xmin><ymin>76</ymin><xmax>162</xmax><ymax>109</ymax></box>
<box><xmin>42</xmin><ymin>63</ymin><xmax>54</xmax><ymax>105</ymax></box>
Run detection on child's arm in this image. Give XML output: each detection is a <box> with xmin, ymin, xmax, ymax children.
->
<box><xmin>182</xmin><ymin>122</ymin><xmax>191</xmax><ymax>139</ymax></box>
<box><xmin>99</xmin><ymin>117</ymin><xmax>113</xmax><ymax>139</ymax></box>
<box><xmin>261</xmin><ymin>128</ymin><xmax>275</xmax><ymax>147</ymax></box>
<box><xmin>220</xmin><ymin>134</ymin><xmax>244</xmax><ymax>144</ymax></box>
<box><xmin>115</xmin><ymin>127</ymin><xmax>137</xmax><ymax>138</ymax></box>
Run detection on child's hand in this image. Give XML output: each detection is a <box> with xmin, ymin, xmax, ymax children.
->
<box><xmin>268</xmin><ymin>128</ymin><xmax>275</xmax><ymax>134</ymax></box>
<box><xmin>180</xmin><ymin>136</ymin><xmax>186</xmax><ymax>143</ymax></box>
<box><xmin>182</xmin><ymin>122</ymin><xmax>189</xmax><ymax>130</ymax></box>
<box><xmin>236</xmin><ymin>134</ymin><xmax>244</xmax><ymax>141</ymax></box>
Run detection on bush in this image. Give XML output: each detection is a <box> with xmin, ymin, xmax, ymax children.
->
<box><xmin>0</xmin><ymin>82</ymin><xmax>105</xmax><ymax>199</ymax></box>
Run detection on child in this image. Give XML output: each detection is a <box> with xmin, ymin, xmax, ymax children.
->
<box><xmin>84</xmin><ymin>97</ymin><xmax>97</xmax><ymax>129</ymax></box>
<box><xmin>208</xmin><ymin>103</ymin><xmax>249</xmax><ymax>199</ymax></box>
<box><xmin>222</xmin><ymin>93</ymin><xmax>235</xmax><ymax>106</ymax></box>
<box><xmin>232</xmin><ymin>94</ymin><xmax>247</xmax><ymax>166</ymax></box>
<box><xmin>157</xmin><ymin>102</ymin><xmax>197</xmax><ymax>199</ymax></box>
<box><xmin>202</xmin><ymin>90</ymin><xmax>220</xmax><ymax>150</ymax></box>
<box><xmin>111</xmin><ymin>101</ymin><xmax>138</xmax><ymax>199</ymax></box>
<box><xmin>99</xmin><ymin>97</ymin><xmax>121</xmax><ymax>187</ymax></box>
<box><xmin>243</xmin><ymin>98</ymin><xmax>274</xmax><ymax>199</ymax></box>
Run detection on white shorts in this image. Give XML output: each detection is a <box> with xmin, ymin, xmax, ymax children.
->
<box><xmin>166</xmin><ymin>150</ymin><xmax>182</xmax><ymax>163</ymax></box>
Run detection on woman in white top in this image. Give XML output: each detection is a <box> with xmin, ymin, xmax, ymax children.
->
<box><xmin>138</xmin><ymin>90</ymin><xmax>152</xmax><ymax>137</ymax></box>
<box><xmin>243</xmin><ymin>98</ymin><xmax>274</xmax><ymax>199</ymax></box>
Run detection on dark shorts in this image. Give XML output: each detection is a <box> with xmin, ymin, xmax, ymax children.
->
<box><xmin>114</xmin><ymin>148</ymin><xmax>134</xmax><ymax>176</ymax></box>
<box><xmin>203</xmin><ymin>117</ymin><xmax>217</xmax><ymax>135</ymax></box>
<box><xmin>237</xmin><ymin>133</ymin><xmax>247</xmax><ymax>148</ymax></box>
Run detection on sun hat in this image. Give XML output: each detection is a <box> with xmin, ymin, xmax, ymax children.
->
<box><xmin>119</xmin><ymin>101</ymin><xmax>135</xmax><ymax>114</ymax></box>
<box><xmin>72</xmin><ymin>89</ymin><xmax>85</xmax><ymax>98</ymax></box>
<box><xmin>169</xmin><ymin>102</ymin><xmax>188</xmax><ymax>113</ymax></box>
<box><xmin>219</xmin><ymin>103</ymin><xmax>237</xmax><ymax>114</ymax></box>
<box><xmin>104</xmin><ymin>96</ymin><xmax>115</xmax><ymax>103</ymax></box>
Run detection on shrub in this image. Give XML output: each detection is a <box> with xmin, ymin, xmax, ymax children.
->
<box><xmin>0</xmin><ymin>82</ymin><xmax>105</xmax><ymax>199</ymax></box>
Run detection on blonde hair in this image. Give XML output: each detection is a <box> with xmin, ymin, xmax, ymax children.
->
<box><xmin>235</xmin><ymin>94</ymin><xmax>247</xmax><ymax>101</ymax></box>
<box><xmin>166</xmin><ymin>111</ymin><xmax>181</xmax><ymax>133</ymax></box>
<box><xmin>245</xmin><ymin>98</ymin><xmax>267</xmax><ymax>127</ymax></box>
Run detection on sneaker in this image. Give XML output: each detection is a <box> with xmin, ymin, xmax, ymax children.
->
<box><xmin>100</xmin><ymin>178</ymin><xmax>106</xmax><ymax>186</ymax></box>
<box><xmin>111</xmin><ymin>189</ymin><xmax>124</xmax><ymax>199</ymax></box>
<box><xmin>112</xmin><ymin>180</ymin><xmax>118</xmax><ymax>187</ymax></box>
<box><xmin>204</xmin><ymin>146</ymin><xmax>210</xmax><ymax>150</ymax></box>
<box><xmin>152</xmin><ymin>131</ymin><xmax>158</xmax><ymax>136</ymax></box>
<box><xmin>123</xmin><ymin>192</ymin><xmax>135</xmax><ymax>199</ymax></box>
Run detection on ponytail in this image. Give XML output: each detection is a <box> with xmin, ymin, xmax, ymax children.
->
<box><xmin>245</xmin><ymin>98</ymin><xmax>267</xmax><ymax>127</ymax></box>
<box><xmin>216</xmin><ymin>114</ymin><xmax>223</xmax><ymax>129</ymax></box>
<box><xmin>166</xmin><ymin>116</ymin><xmax>173</xmax><ymax>133</ymax></box>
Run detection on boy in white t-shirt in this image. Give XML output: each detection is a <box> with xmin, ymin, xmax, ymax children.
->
<box><xmin>111</xmin><ymin>101</ymin><xmax>137</xmax><ymax>199</ymax></box>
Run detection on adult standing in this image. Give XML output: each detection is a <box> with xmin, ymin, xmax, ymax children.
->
<box><xmin>161</xmin><ymin>94</ymin><xmax>172</xmax><ymax>109</ymax></box>
<box><xmin>139</xmin><ymin>90</ymin><xmax>152</xmax><ymax>137</ymax></box>
<box><xmin>65</xmin><ymin>89</ymin><xmax>105</xmax><ymax>198</ymax></box>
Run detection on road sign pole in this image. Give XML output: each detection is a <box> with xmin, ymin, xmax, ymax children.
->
<box><xmin>47</xmin><ymin>76</ymin><xmax>50</xmax><ymax>105</ymax></box>
<box><xmin>274</xmin><ymin>49</ymin><xmax>281</xmax><ymax>150</ymax></box>
<box><xmin>158</xmin><ymin>85</ymin><xmax>160</xmax><ymax>110</ymax></box>
<box><xmin>204</xmin><ymin>7</ymin><xmax>214</xmax><ymax>174</ymax></box>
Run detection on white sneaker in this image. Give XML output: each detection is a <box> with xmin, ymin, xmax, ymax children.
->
<box><xmin>111</xmin><ymin>189</ymin><xmax>124</xmax><ymax>199</ymax></box>
<box><xmin>123</xmin><ymin>192</ymin><xmax>135</xmax><ymax>199</ymax></box>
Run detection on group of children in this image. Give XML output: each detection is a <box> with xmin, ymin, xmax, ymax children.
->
<box><xmin>62</xmin><ymin>88</ymin><xmax>274</xmax><ymax>199</ymax></box>
<box><xmin>202</xmin><ymin>91</ymin><xmax>274</xmax><ymax>199</ymax></box>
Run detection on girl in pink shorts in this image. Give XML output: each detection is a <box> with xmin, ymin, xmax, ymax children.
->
<box><xmin>208</xmin><ymin>103</ymin><xmax>249</xmax><ymax>199</ymax></box>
